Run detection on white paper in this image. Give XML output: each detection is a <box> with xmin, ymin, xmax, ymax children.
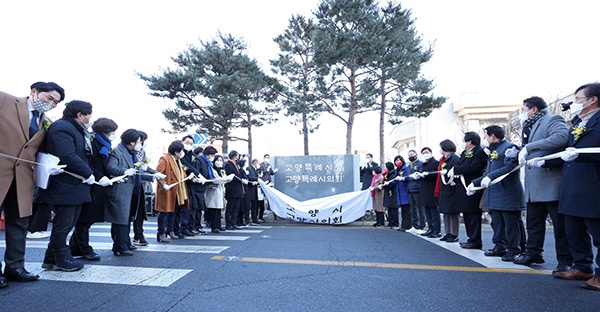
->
<box><xmin>34</xmin><ymin>153</ymin><xmax>61</xmax><ymax>189</ymax></box>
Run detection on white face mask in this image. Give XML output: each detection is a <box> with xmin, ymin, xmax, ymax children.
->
<box><xmin>108</xmin><ymin>134</ymin><xmax>118</xmax><ymax>142</ymax></box>
<box><xmin>422</xmin><ymin>153</ymin><xmax>432</xmax><ymax>160</ymax></box>
<box><xmin>134</xmin><ymin>143</ymin><xmax>142</xmax><ymax>151</ymax></box>
<box><xmin>519</xmin><ymin>112</ymin><xmax>529</xmax><ymax>124</ymax></box>
<box><xmin>179</xmin><ymin>151</ymin><xmax>186</xmax><ymax>159</ymax></box>
<box><xmin>460</xmin><ymin>142</ymin><xmax>467</xmax><ymax>150</ymax></box>
<box><xmin>215</xmin><ymin>161</ymin><xmax>223</xmax><ymax>167</ymax></box>
<box><xmin>264</xmin><ymin>158</ymin><xmax>270</xmax><ymax>163</ymax></box>
<box><xmin>482</xmin><ymin>139</ymin><xmax>490</xmax><ymax>148</ymax></box>
<box><xmin>570</xmin><ymin>103</ymin><xmax>584</xmax><ymax>116</ymax></box>
<box><xmin>32</xmin><ymin>97</ymin><xmax>54</xmax><ymax>114</ymax></box>
<box><xmin>184</xmin><ymin>144</ymin><xmax>193</xmax><ymax>151</ymax></box>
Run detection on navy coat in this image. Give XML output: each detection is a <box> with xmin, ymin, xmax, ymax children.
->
<box><xmin>419</xmin><ymin>158</ymin><xmax>439</xmax><ymax>207</ymax></box>
<box><xmin>406</xmin><ymin>160</ymin><xmax>423</xmax><ymax>193</ymax></box>
<box><xmin>79</xmin><ymin>137</ymin><xmax>110</xmax><ymax>223</ymax></box>
<box><xmin>389</xmin><ymin>165</ymin><xmax>410</xmax><ymax>205</ymax></box>
<box><xmin>382</xmin><ymin>170</ymin><xmax>399</xmax><ymax>208</ymax></box>
<box><xmin>38</xmin><ymin>118</ymin><xmax>93</xmax><ymax>206</ymax></box>
<box><xmin>438</xmin><ymin>153</ymin><xmax>460</xmax><ymax>214</ymax></box>
<box><xmin>558</xmin><ymin>110</ymin><xmax>600</xmax><ymax>219</ymax></box>
<box><xmin>247</xmin><ymin>165</ymin><xmax>260</xmax><ymax>201</ymax></box>
<box><xmin>453</xmin><ymin>145</ymin><xmax>487</xmax><ymax>213</ymax></box>
<box><xmin>224</xmin><ymin>160</ymin><xmax>244</xmax><ymax>199</ymax></box>
<box><xmin>360</xmin><ymin>161</ymin><xmax>379</xmax><ymax>190</ymax></box>
<box><xmin>472</xmin><ymin>139</ymin><xmax>525</xmax><ymax>211</ymax></box>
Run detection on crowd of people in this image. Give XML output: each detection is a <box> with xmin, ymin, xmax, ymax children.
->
<box><xmin>361</xmin><ymin>82</ymin><xmax>600</xmax><ymax>291</ymax></box>
<box><xmin>0</xmin><ymin>82</ymin><xmax>277</xmax><ymax>287</ymax></box>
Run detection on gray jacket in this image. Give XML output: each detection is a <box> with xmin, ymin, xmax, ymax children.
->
<box><xmin>523</xmin><ymin>113</ymin><xmax>569</xmax><ymax>202</ymax></box>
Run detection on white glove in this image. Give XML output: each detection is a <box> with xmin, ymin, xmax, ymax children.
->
<box><xmin>49</xmin><ymin>167</ymin><xmax>64</xmax><ymax>176</ymax></box>
<box><xmin>481</xmin><ymin>176</ymin><xmax>491</xmax><ymax>188</ymax></box>
<box><xmin>162</xmin><ymin>184</ymin><xmax>171</xmax><ymax>191</ymax></box>
<box><xmin>408</xmin><ymin>173</ymin><xmax>420</xmax><ymax>180</ymax></box>
<box><xmin>124</xmin><ymin>168</ymin><xmax>137</xmax><ymax>176</ymax></box>
<box><xmin>560</xmin><ymin>147</ymin><xmax>579</xmax><ymax>162</ymax></box>
<box><xmin>193</xmin><ymin>178</ymin><xmax>205</xmax><ymax>184</ymax></box>
<box><xmin>527</xmin><ymin>159</ymin><xmax>545</xmax><ymax>167</ymax></box>
<box><xmin>273</xmin><ymin>168</ymin><xmax>279</xmax><ymax>173</ymax></box>
<box><xmin>98</xmin><ymin>176</ymin><xmax>113</xmax><ymax>187</ymax></box>
<box><xmin>252</xmin><ymin>181</ymin><xmax>259</xmax><ymax>186</ymax></box>
<box><xmin>518</xmin><ymin>146</ymin><xmax>528</xmax><ymax>165</ymax></box>
<box><xmin>116</xmin><ymin>178</ymin><xmax>126</xmax><ymax>183</ymax></box>
<box><xmin>241</xmin><ymin>179</ymin><xmax>249</xmax><ymax>185</ymax></box>
<box><xmin>395</xmin><ymin>176</ymin><xmax>405</xmax><ymax>181</ymax></box>
<box><xmin>82</xmin><ymin>174</ymin><xmax>95</xmax><ymax>185</ymax></box>
<box><xmin>447</xmin><ymin>167</ymin><xmax>455</xmax><ymax>180</ymax></box>
<box><xmin>420</xmin><ymin>171</ymin><xmax>429</xmax><ymax>177</ymax></box>
<box><xmin>466</xmin><ymin>183</ymin><xmax>476</xmax><ymax>196</ymax></box>
<box><xmin>377</xmin><ymin>185</ymin><xmax>383</xmax><ymax>190</ymax></box>
<box><xmin>153</xmin><ymin>172</ymin><xmax>167</xmax><ymax>180</ymax></box>
<box><xmin>504</xmin><ymin>146</ymin><xmax>519</xmax><ymax>159</ymax></box>
<box><xmin>369</xmin><ymin>186</ymin><xmax>375</xmax><ymax>191</ymax></box>
<box><xmin>440</xmin><ymin>169</ymin><xmax>447</xmax><ymax>175</ymax></box>
<box><xmin>140</xmin><ymin>164</ymin><xmax>148</xmax><ymax>171</ymax></box>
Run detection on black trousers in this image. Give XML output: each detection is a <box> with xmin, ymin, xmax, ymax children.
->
<box><xmin>525</xmin><ymin>201</ymin><xmax>572</xmax><ymax>264</ymax></box>
<box><xmin>564</xmin><ymin>215</ymin><xmax>600</xmax><ymax>275</ymax></box>
<box><xmin>70</xmin><ymin>222</ymin><xmax>94</xmax><ymax>256</ymax></box>
<box><xmin>111</xmin><ymin>223</ymin><xmax>130</xmax><ymax>253</ymax></box>
<box><xmin>28</xmin><ymin>202</ymin><xmax>52</xmax><ymax>232</ymax></box>
<box><xmin>257</xmin><ymin>200</ymin><xmax>265</xmax><ymax>219</ymax></box>
<box><xmin>409</xmin><ymin>192</ymin><xmax>425</xmax><ymax>229</ymax></box>
<box><xmin>400</xmin><ymin>204</ymin><xmax>411</xmax><ymax>230</ymax></box>
<box><xmin>424</xmin><ymin>205</ymin><xmax>441</xmax><ymax>234</ymax></box>
<box><xmin>490</xmin><ymin>209</ymin><xmax>522</xmax><ymax>255</ymax></box>
<box><xmin>131</xmin><ymin>192</ymin><xmax>146</xmax><ymax>240</ymax></box>
<box><xmin>462</xmin><ymin>211</ymin><xmax>482</xmax><ymax>245</ymax></box>
<box><xmin>225</xmin><ymin>198</ymin><xmax>241</xmax><ymax>227</ymax></box>
<box><xmin>387</xmin><ymin>207</ymin><xmax>399</xmax><ymax>227</ymax></box>
<box><xmin>174</xmin><ymin>205</ymin><xmax>192</xmax><ymax>234</ymax></box>
<box><xmin>1</xmin><ymin>180</ymin><xmax>29</xmax><ymax>271</ymax></box>
<box><xmin>190</xmin><ymin>191</ymin><xmax>205</xmax><ymax>230</ymax></box>
<box><xmin>206</xmin><ymin>208</ymin><xmax>222</xmax><ymax>230</ymax></box>
<box><xmin>48</xmin><ymin>204</ymin><xmax>82</xmax><ymax>262</ymax></box>
<box><xmin>237</xmin><ymin>196</ymin><xmax>250</xmax><ymax>226</ymax></box>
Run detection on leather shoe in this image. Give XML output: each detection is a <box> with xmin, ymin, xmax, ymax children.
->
<box><xmin>211</xmin><ymin>229</ymin><xmax>221</xmax><ymax>233</ymax></box>
<box><xmin>513</xmin><ymin>254</ymin><xmax>544</xmax><ymax>266</ymax></box>
<box><xmin>4</xmin><ymin>268</ymin><xmax>40</xmax><ymax>282</ymax></box>
<box><xmin>445</xmin><ymin>235</ymin><xmax>459</xmax><ymax>243</ymax></box>
<box><xmin>501</xmin><ymin>253</ymin><xmax>519</xmax><ymax>262</ymax></box>
<box><xmin>0</xmin><ymin>276</ymin><xmax>7</xmax><ymax>288</ymax></box>
<box><xmin>582</xmin><ymin>275</ymin><xmax>600</xmax><ymax>291</ymax></box>
<box><xmin>554</xmin><ymin>268</ymin><xmax>594</xmax><ymax>280</ymax></box>
<box><xmin>219</xmin><ymin>228</ymin><xmax>227</xmax><ymax>232</ymax></box>
<box><xmin>439</xmin><ymin>234</ymin><xmax>451</xmax><ymax>241</ymax></box>
<box><xmin>460</xmin><ymin>242</ymin><xmax>482</xmax><ymax>249</ymax></box>
<box><xmin>421</xmin><ymin>229</ymin><xmax>434</xmax><ymax>236</ymax></box>
<box><xmin>484</xmin><ymin>249</ymin><xmax>506</xmax><ymax>257</ymax></box>
<box><xmin>552</xmin><ymin>264</ymin><xmax>572</xmax><ymax>275</ymax></box>
<box><xmin>427</xmin><ymin>233</ymin><xmax>442</xmax><ymax>238</ymax></box>
<box><xmin>225</xmin><ymin>226</ymin><xmax>236</xmax><ymax>230</ymax></box>
<box><xmin>81</xmin><ymin>251</ymin><xmax>101</xmax><ymax>261</ymax></box>
<box><xmin>181</xmin><ymin>229</ymin><xmax>196</xmax><ymax>237</ymax></box>
<box><xmin>113</xmin><ymin>250</ymin><xmax>134</xmax><ymax>257</ymax></box>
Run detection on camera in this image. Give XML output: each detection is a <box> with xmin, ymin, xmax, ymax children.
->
<box><xmin>561</xmin><ymin>101</ymin><xmax>573</xmax><ymax>111</ymax></box>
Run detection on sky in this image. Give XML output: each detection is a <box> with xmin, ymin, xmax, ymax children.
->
<box><xmin>1</xmin><ymin>0</ymin><xmax>599</xmax><ymax>160</ymax></box>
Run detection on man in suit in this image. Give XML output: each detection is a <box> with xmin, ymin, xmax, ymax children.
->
<box><xmin>512</xmin><ymin>96</ymin><xmax>572</xmax><ymax>275</ymax></box>
<box><xmin>360</xmin><ymin>153</ymin><xmax>378</xmax><ymax>190</ymax></box>
<box><xmin>259</xmin><ymin>154</ymin><xmax>277</xmax><ymax>184</ymax></box>
<box><xmin>247</xmin><ymin>159</ymin><xmax>261</xmax><ymax>225</ymax></box>
<box><xmin>452</xmin><ymin>132</ymin><xmax>487</xmax><ymax>249</ymax></box>
<box><xmin>0</xmin><ymin>82</ymin><xmax>65</xmax><ymax>287</ymax></box>
<box><xmin>546</xmin><ymin>83</ymin><xmax>600</xmax><ymax>290</ymax></box>
<box><xmin>224</xmin><ymin>150</ymin><xmax>247</xmax><ymax>230</ymax></box>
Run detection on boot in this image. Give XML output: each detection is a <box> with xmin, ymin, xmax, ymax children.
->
<box><xmin>157</xmin><ymin>233</ymin><xmax>169</xmax><ymax>243</ymax></box>
<box><xmin>375</xmin><ymin>212</ymin><xmax>385</xmax><ymax>226</ymax></box>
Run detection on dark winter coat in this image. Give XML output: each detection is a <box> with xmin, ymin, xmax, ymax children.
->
<box><xmin>419</xmin><ymin>158</ymin><xmax>439</xmax><ymax>207</ymax></box>
<box><xmin>438</xmin><ymin>153</ymin><xmax>460</xmax><ymax>214</ymax></box>
<box><xmin>453</xmin><ymin>145</ymin><xmax>487</xmax><ymax>213</ymax></box>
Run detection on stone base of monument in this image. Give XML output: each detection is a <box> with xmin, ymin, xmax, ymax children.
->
<box><xmin>263</xmin><ymin>210</ymin><xmax>275</xmax><ymax>222</ymax></box>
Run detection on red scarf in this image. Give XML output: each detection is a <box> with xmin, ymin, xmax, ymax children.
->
<box><xmin>434</xmin><ymin>155</ymin><xmax>446</xmax><ymax>197</ymax></box>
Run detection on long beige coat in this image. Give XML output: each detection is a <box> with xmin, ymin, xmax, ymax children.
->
<box><xmin>0</xmin><ymin>91</ymin><xmax>47</xmax><ymax>218</ymax></box>
<box><xmin>155</xmin><ymin>154</ymin><xmax>189</xmax><ymax>212</ymax></box>
<box><xmin>372</xmin><ymin>174</ymin><xmax>385</xmax><ymax>212</ymax></box>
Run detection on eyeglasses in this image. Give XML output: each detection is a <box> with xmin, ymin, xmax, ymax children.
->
<box><xmin>575</xmin><ymin>96</ymin><xmax>589</xmax><ymax>101</ymax></box>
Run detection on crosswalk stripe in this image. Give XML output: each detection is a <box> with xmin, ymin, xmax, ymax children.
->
<box><xmin>24</xmin><ymin>262</ymin><xmax>192</xmax><ymax>287</ymax></box>
<box><xmin>5</xmin><ymin>241</ymin><xmax>228</xmax><ymax>254</ymax></box>
<box><xmin>90</xmin><ymin>223</ymin><xmax>272</xmax><ymax>230</ymax></box>
<box><xmin>85</xmin><ymin>232</ymin><xmax>250</xmax><ymax>241</ymax></box>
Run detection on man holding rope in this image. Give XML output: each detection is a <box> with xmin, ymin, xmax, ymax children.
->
<box><xmin>0</xmin><ymin>82</ymin><xmax>65</xmax><ymax>287</ymax></box>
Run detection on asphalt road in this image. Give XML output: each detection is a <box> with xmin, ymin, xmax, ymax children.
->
<box><xmin>0</xmin><ymin>217</ymin><xmax>597</xmax><ymax>311</ymax></box>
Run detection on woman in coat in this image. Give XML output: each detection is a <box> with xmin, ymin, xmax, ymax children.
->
<box><xmin>419</xmin><ymin>147</ymin><xmax>441</xmax><ymax>238</ymax></box>
<box><xmin>106</xmin><ymin>129</ymin><xmax>156</xmax><ymax>255</ymax></box>
<box><xmin>69</xmin><ymin>118</ymin><xmax>118</xmax><ymax>261</ymax></box>
<box><xmin>472</xmin><ymin>125</ymin><xmax>525</xmax><ymax>261</ymax></box>
<box><xmin>392</xmin><ymin>155</ymin><xmax>411</xmax><ymax>231</ymax></box>
<box><xmin>370</xmin><ymin>166</ymin><xmax>385</xmax><ymax>227</ymax></box>
<box><xmin>155</xmin><ymin>141</ymin><xmax>189</xmax><ymax>243</ymax></box>
<box><xmin>381</xmin><ymin>162</ymin><xmax>399</xmax><ymax>229</ymax></box>
<box><xmin>205</xmin><ymin>154</ymin><xmax>226</xmax><ymax>232</ymax></box>
<box><xmin>436</xmin><ymin>139</ymin><xmax>461</xmax><ymax>243</ymax></box>
<box><xmin>453</xmin><ymin>132</ymin><xmax>488</xmax><ymax>249</ymax></box>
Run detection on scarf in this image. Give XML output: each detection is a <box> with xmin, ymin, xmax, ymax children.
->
<box><xmin>125</xmin><ymin>143</ymin><xmax>142</xmax><ymax>196</ymax></box>
<box><xmin>93</xmin><ymin>132</ymin><xmax>112</xmax><ymax>159</ymax></box>
<box><xmin>170</xmin><ymin>155</ymin><xmax>188</xmax><ymax>205</ymax></box>
<box><xmin>201</xmin><ymin>154</ymin><xmax>215</xmax><ymax>179</ymax></box>
<box><xmin>370</xmin><ymin>173</ymin><xmax>382</xmax><ymax>197</ymax></box>
<box><xmin>434</xmin><ymin>155</ymin><xmax>446</xmax><ymax>197</ymax></box>
<box><xmin>521</xmin><ymin>108</ymin><xmax>548</xmax><ymax>145</ymax></box>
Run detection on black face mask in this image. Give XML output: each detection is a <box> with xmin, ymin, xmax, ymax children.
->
<box><xmin>408</xmin><ymin>156</ymin><xmax>417</xmax><ymax>162</ymax></box>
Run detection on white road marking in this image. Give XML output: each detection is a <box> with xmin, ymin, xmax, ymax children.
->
<box><xmin>85</xmin><ymin>232</ymin><xmax>250</xmax><ymax>241</ymax></box>
<box><xmin>6</xmin><ymin>241</ymin><xmax>228</xmax><ymax>254</ymax></box>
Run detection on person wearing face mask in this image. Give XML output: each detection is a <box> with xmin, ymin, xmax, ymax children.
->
<box><xmin>405</xmin><ymin>150</ymin><xmax>425</xmax><ymax>232</ymax></box>
<box><xmin>451</xmin><ymin>132</ymin><xmax>487</xmax><ymax>249</ymax></box>
<box><xmin>205</xmin><ymin>154</ymin><xmax>227</xmax><ymax>233</ymax></box>
<box><xmin>105</xmin><ymin>129</ymin><xmax>159</xmax><ymax>256</ymax></box>
<box><xmin>259</xmin><ymin>154</ymin><xmax>278</xmax><ymax>184</ymax></box>
<box><xmin>155</xmin><ymin>141</ymin><xmax>190</xmax><ymax>243</ymax></box>
<box><xmin>470</xmin><ymin>125</ymin><xmax>525</xmax><ymax>262</ymax></box>
<box><xmin>247</xmin><ymin>159</ymin><xmax>262</xmax><ymax>225</ymax></box>
<box><xmin>541</xmin><ymin>83</ymin><xmax>600</xmax><ymax>290</ymax></box>
<box><xmin>0</xmin><ymin>82</ymin><xmax>65</xmax><ymax>285</ymax></box>
<box><xmin>435</xmin><ymin>140</ymin><xmax>461</xmax><ymax>243</ymax></box>
<box><xmin>69</xmin><ymin>118</ymin><xmax>119</xmax><ymax>261</ymax></box>
<box><xmin>391</xmin><ymin>155</ymin><xmax>411</xmax><ymax>231</ymax></box>
<box><xmin>418</xmin><ymin>147</ymin><xmax>441</xmax><ymax>238</ymax></box>
<box><xmin>360</xmin><ymin>153</ymin><xmax>379</xmax><ymax>190</ymax></box>
<box><xmin>510</xmin><ymin>96</ymin><xmax>573</xmax><ymax>274</ymax></box>
<box><xmin>197</xmin><ymin>147</ymin><xmax>223</xmax><ymax>233</ymax></box>
<box><xmin>380</xmin><ymin>162</ymin><xmax>399</xmax><ymax>229</ymax></box>
<box><xmin>39</xmin><ymin>100</ymin><xmax>104</xmax><ymax>272</ymax></box>
<box><xmin>225</xmin><ymin>151</ymin><xmax>246</xmax><ymax>230</ymax></box>
<box><xmin>175</xmin><ymin>135</ymin><xmax>203</xmax><ymax>237</ymax></box>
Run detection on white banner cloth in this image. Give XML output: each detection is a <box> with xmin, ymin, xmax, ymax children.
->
<box><xmin>258</xmin><ymin>179</ymin><xmax>372</xmax><ymax>225</ymax></box>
